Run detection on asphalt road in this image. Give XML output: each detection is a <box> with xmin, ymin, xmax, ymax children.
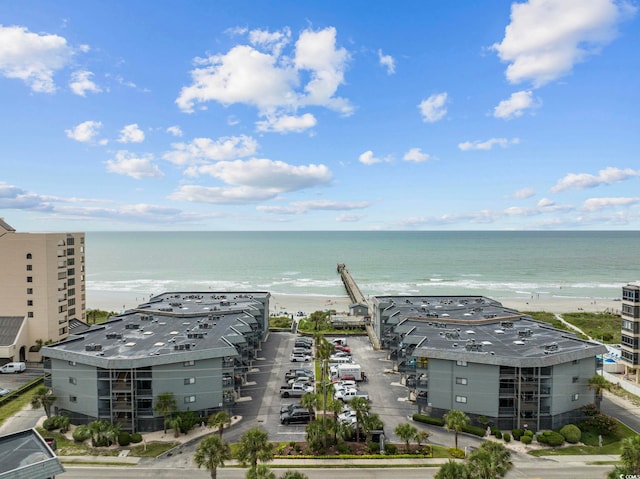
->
<box><xmin>60</xmin><ymin>463</ymin><xmax>612</xmax><ymax>479</ymax></box>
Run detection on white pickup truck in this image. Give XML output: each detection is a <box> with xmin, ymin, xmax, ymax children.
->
<box><xmin>334</xmin><ymin>387</ymin><xmax>369</xmax><ymax>402</ymax></box>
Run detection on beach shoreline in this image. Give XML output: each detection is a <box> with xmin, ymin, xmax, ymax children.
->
<box><xmin>85</xmin><ymin>290</ymin><xmax>622</xmax><ymax>317</ymax></box>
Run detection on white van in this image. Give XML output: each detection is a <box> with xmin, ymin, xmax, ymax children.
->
<box><xmin>0</xmin><ymin>362</ymin><xmax>26</xmax><ymax>374</ymax></box>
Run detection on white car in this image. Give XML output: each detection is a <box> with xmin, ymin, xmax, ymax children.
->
<box><xmin>337</xmin><ymin>409</ymin><xmax>357</xmax><ymax>424</ymax></box>
<box><xmin>290</xmin><ymin>353</ymin><xmax>311</xmax><ymax>362</ymax></box>
<box><xmin>334</xmin><ymin>386</ymin><xmax>358</xmax><ymax>400</ymax></box>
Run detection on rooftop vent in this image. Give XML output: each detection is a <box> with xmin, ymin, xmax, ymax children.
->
<box><xmin>85</xmin><ymin>343</ymin><xmax>102</xmax><ymax>351</ymax></box>
<box><xmin>106</xmin><ymin>333</ymin><xmax>122</xmax><ymax>340</ymax></box>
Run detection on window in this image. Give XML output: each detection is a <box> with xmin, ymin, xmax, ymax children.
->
<box><xmin>571</xmin><ymin>393</ymin><xmax>579</xmax><ymax>401</ymax></box>
<box><xmin>184</xmin><ymin>360</ymin><xmax>195</xmax><ymax>367</ymax></box>
<box><xmin>27</xmin><ymin>288</ymin><xmax>33</xmax><ymax>295</ymax></box>
<box><xmin>68</xmin><ymin>361</ymin><xmax>76</xmax><ymax>366</ymax></box>
<box><xmin>572</xmin><ymin>376</ymin><xmax>579</xmax><ymax>383</ymax></box>
<box><xmin>69</xmin><ymin>395</ymin><xmax>77</xmax><ymax>403</ymax></box>
<box><xmin>27</xmin><ymin>300</ymin><xmax>33</xmax><ymax>306</ymax></box>
<box><xmin>69</xmin><ymin>377</ymin><xmax>77</xmax><ymax>385</ymax></box>
<box><xmin>455</xmin><ymin>377</ymin><xmax>468</xmax><ymax>385</ymax></box>
<box><xmin>184</xmin><ymin>377</ymin><xmax>196</xmax><ymax>385</ymax></box>
<box><xmin>26</xmin><ymin>264</ymin><xmax>32</xmax><ymax>271</ymax></box>
<box><xmin>456</xmin><ymin>360</ymin><xmax>467</xmax><ymax>367</ymax></box>
<box><xmin>27</xmin><ymin>276</ymin><xmax>33</xmax><ymax>283</ymax></box>
<box><xmin>26</xmin><ymin>253</ymin><xmax>32</xmax><ymax>259</ymax></box>
<box><xmin>455</xmin><ymin>395</ymin><xmax>467</xmax><ymax>404</ymax></box>
<box><xmin>27</xmin><ymin>312</ymin><xmax>34</xmax><ymax>318</ymax></box>
<box><xmin>572</xmin><ymin>360</ymin><xmax>579</xmax><ymax>365</ymax></box>
<box><xmin>184</xmin><ymin>395</ymin><xmax>196</xmax><ymax>404</ymax></box>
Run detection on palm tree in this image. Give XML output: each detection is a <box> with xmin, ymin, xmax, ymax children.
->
<box><xmin>588</xmin><ymin>374</ymin><xmax>610</xmax><ymax>412</ymax></box>
<box><xmin>166</xmin><ymin>414</ymin><xmax>182</xmax><ymax>437</ymax></box>
<box><xmin>88</xmin><ymin>419</ymin><xmax>117</xmax><ymax>447</ymax></box>
<box><xmin>466</xmin><ymin>441</ymin><xmax>512</xmax><ymax>479</ymax></box>
<box><xmin>300</xmin><ymin>392</ymin><xmax>318</xmax><ymax>417</ymax></box>
<box><xmin>363</xmin><ymin>412</ymin><xmax>384</xmax><ymax>443</ymax></box>
<box><xmin>314</xmin><ymin>334</ymin><xmax>333</xmax><ymax>447</ymax></box>
<box><xmin>444</xmin><ymin>409</ymin><xmax>469</xmax><ymax>450</ymax></box>
<box><xmin>246</xmin><ymin>464</ymin><xmax>276</xmax><ymax>479</ymax></box>
<box><xmin>30</xmin><ymin>386</ymin><xmax>56</xmax><ymax>418</ymax></box>
<box><xmin>208</xmin><ymin>411</ymin><xmax>232</xmax><ymax>438</ymax></box>
<box><xmin>305</xmin><ymin>418</ymin><xmax>328</xmax><ymax>452</ymax></box>
<box><xmin>154</xmin><ymin>392</ymin><xmax>178</xmax><ymax>434</ymax></box>
<box><xmin>608</xmin><ymin>435</ymin><xmax>640</xmax><ymax>478</ymax></box>
<box><xmin>349</xmin><ymin>397</ymin><xmax>370</xmax><ymax>443</ymax></box>
<box><xmin>327</xmin><ymin>396</ymin><xmax>346</xmax><ymax>443</ymax></box>
<box><xmin>395</xmin><ymin>422</ymin><xmax>418</xmax><ymax>453</ymax></box>
<box><xmin>415</xmin><ymin>430</ymin><xmax>431</xmax><ymax>448</ymax></box>
<box><xmin>235</xmin><ymin>427</ymin><xmax>274</xmax><ymax>476</ymax></box>
<box><xmin>435</xmin><ymin>460</ymin><xmax>469</xmax><ymax>479</ymax></box>
<box><xmin>194</xmin><ymin>435</ymin><xmax>231</xmax><ymax>479</ymax></box>
<box><xmin>280</xmin><ymin>472</ymin><xmax>309</xmax><ymax>479</ymax></box>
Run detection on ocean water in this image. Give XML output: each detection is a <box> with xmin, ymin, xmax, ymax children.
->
<box><xmin>85</xmin><ymin>231</ymin><xmax>639</xmax><ymax>305</ymax></box>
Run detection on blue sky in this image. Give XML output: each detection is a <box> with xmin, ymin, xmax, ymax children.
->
<box><xmin>1</xmin><ymin>0</ymin><xmax>639</xmax><ymax>231</ymax></box>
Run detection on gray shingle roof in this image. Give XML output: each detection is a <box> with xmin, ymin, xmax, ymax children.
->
<box><xmin>0</xmin><ymin>316</ymin><xmax>25</xmax><ymax>346</ymax></box>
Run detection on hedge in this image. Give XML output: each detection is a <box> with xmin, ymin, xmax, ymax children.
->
<box><xmin>462</xmin><ymin>424</ymin><xmax>487</xmax><ymax>437</ymax></box>
<box><xmin>537</xmin><ymin>430</ymin><xmax>564</xmax><ymax>447</ymax></box>
<box><xmin>412</xmin><ymin>414</ymin><xmax>445</xmax><ymax>427</ymax></box>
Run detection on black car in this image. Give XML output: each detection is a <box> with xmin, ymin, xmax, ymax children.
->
<box><xmin>280</xmin><ymin>409</ymin><xmax>314</xmax><ymax>425</ymax></box>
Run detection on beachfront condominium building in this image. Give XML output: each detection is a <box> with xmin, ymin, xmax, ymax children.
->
<box><xmin>0</xmin><ymin>218</ymin><xmax>85</xmax><ymax>362</ymax></box>
<box><xmin>371</xmin><ymin>295</ymin><xmax>606</xmax><ymax>431</ymax></box>
<box><xmin>620</xmin><ymin>283</ymin><xmax>640</xmax><ymax>379</ymax></box>
<box><xmin>40</xmin><ymin>291</ymin><xmax>269</xmax><ymax>433</ymax></box>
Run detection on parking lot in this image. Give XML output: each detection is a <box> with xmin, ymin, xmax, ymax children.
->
<box><xmin>0</xmin><ymin>366</ymin><xmax>43</xmax><ymax>395</ymax></box>
<box><xmin>229</xmin><ymin>331</ymin><xmax>416</xmax><ymax>444</ymax></box>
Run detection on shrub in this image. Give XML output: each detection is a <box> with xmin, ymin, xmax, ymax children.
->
<box><xmin>512</xmin><ymin>428</ymin><xmax>524</xmax><ymax>440</ymax></box>
<box><xmin>559</xmin><ymin>424</ymin><xmax>581</xmax><ymax>444</ymax></box>
<box><xmin>367</xmin><ymin>442</ymin><xmax>379</xmax><ymax>454</ymax></box>
<box><xmin>521</xmin><ymin>435</ymin><xmax>532</xmax><ymax>445</ymax></box>
<box><xmin>117</xmin><ymin>432</ymin><xmax>131</xmax><ymax>447</ymax></box>
<box><xmin>42</xmin><ymin>417</ymin><xmax>60</xmax><ymax>431</ymax></box>
<box><xmin>340</xmin><ymin>443</ymin><xmax>352</xmax><ymax>454</ymax></box>
<box><xmin>412</xmin><ymin>414</ymin><xmax>445</xmax><ymax>427</ymax></box>
<box><xmin>490</xmin><ymin>426</ymin><xmax>500</xmax><ymax>436</ymax></box>
<box><xmin>537</xmin><ymin>431</ymin><xmax>564</xmax><ymax>447</ymax></box>
<box><xmin>503</xmin><ymin>432</ymin><xmax>511</xmax><ymax>443</ymax></box>
<box><xmin>495</xmin><ymin>430</ymin><xmax>502</xmax><ymax>439</ymax></box>
<box><xmin>130</xmin><ymin>433</ymin><xmax>142</xmax><ymax>444</ymax></box>
<box><xmin>462</xmin><ymin>424</ymin><xmax>486</xmax><ymax>437</ymax></box>
<box><xmin>524</xmin><ymin>429</ymin><xmax>534</xmax><ymax>438</ymax></box>
<box><xmin>72</xmin><ymin>425</ymin><xmax>91</xmax><ymax>443</ymax></box>
<box><xmin>448</xmin><ymin>447</ymin><xmax>465</xmax><ymax>458</ymax></box>
<box><xmin>385</xmin><ymin>443</ymin><xmax>398</xmax><ymax>454</ymax></box>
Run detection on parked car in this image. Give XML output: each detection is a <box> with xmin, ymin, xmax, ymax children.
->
<box><xmin>288</xmin><ymin>376</ymin><xmax>314</xmax><ymax>386</ymax></box>
<box><xmin>334</xmin><ymin>344</ymin><xmax>351</xmax><ymax>354</ymax></box>
<box><xmin>0</xmin><ymin>388</ymin><xmax>11</xmax><ymax>396</ymax></box>
<box><xmin>0</xmin><ymin>362</ymin><xmax>26</xmax><ymax>374</ymax></box>
<box><xmin>290</xmin><ymin>353</ymin><xmax>312</xmax><ymax>362</ymax></box>
<box><xmin>280</xmin><ymin>409</ymin><xmax>315</xmax><ymax>425</ymax></box>
<box><xmin>285</xmin><ymin>368</ymin><xmax>313</xmax><ymax>381</ymax></box>
<box><xmin>280</xmin><ymin>403</ymin><xmax>304</xmax><ymax>414</ymax></box>
<box><xmin>337</xmin><ymin>409</ymin><xmax>358</xmax><ymax>424</ymax></box>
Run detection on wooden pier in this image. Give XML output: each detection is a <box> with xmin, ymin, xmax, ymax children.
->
<box><xmin>337</xmin><ymin>263</ymin><xmax>380</xmax><ymax>349</ymax></box>
<box><xmin>337</xmin><ymin>263</ymin><xmax>367</xmax><ymax>305</ymax></box>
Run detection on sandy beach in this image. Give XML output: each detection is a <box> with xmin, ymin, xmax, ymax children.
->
<box><xmin>86</xmin><ymin>290</ymin><xmax>622</xmax><ymax>317</ymax></box>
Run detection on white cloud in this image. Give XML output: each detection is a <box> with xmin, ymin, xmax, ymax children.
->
<box><xmin>249</xmin><ymin>27</ymin><xmax>291</xmax><ymax>55</ymax></box>
<box><xmin>551</xmin><ymin>166</ymin><xmax>640</xmax><ymax>192</ymax></box>
<box><xmin>582</xmin><ymin>197</ymin><xmax>640</xmax><ymax>211</ymax></box>
<box><xmin>537</xmin><ymin>197</ymin><xmax>555</xmax><ymax>208</ymax></box>
<box><xmin>163</xmin><ymin>135</ymin><xmax>258</xmax><ymax>166</ymax></box>
<box><xmin>513</xmin><ymin>187</ymin><xmax>535</xmax><ymax>199</ymax></box>
<box><xmin>492</xmin><ymin>0</ymin><xmax>634</xmax><ymax>87</ymax></box>
<box><xmin>493</xmin><ymin>90</ymin><xmax>539</xmax><ymax>119</ymax></box>
<box><xmin>378</xmin><ymin>49</ymin><xmax>395</xmax><ymax>75</ymax></box>
<box><xmin>0</xmin><ymin>182</ymin><xmax>50</xmax><ymax>210</ymax></box>
<box><xmin>458</xmin><ymin>137</ymin><xmax>520</xmax><ymax>151</ymax></box>
<box><xmin>169</xmin><ymin>185</ymin><xmax>278</xmax><ymax>204</ymax></box>
<box><xmin>69</xmin><ymin>70</ymin><xmax>101</xmax><ymax>96</ymax></box>
<box><xmin>336</xmin><ymin>213</ymin><xmax>364</xmax><ymax>222</ymax></box>
<box><xmin>192</xmin><ymin>158</ymin><xmax>332</xmax><ymax>191</ymax></box>
<box><xmin>418</xmin><ymin>93</ymin><xmax>448</xmax><ymax>123</ymax></box>
<box><xmin>0</xmin><ymin>25</ymin><xmax>74</xmax><ymax>93</ymax></box>
<box><xmin>359</xmin><ymin>150</ymin><xmax>384</xmax><ymax>165</ymax></box>
<box><xmin>118</xmin><ymin>124</ymin><xmax>145</xmax><ymax>143</ymax></box>
<box><xmin>257</xmin><ymin>200</ymin><xmax>369</xmax><ymax>215</ymax></box>
<box><xmin>256</xmin><ymin>113</ymin><xmax>317</xmax><ymax>133</ymax></box>
<box><xmin>166</xmin><ymin>125</ymin><xmax>183</xmax><ymax>137</ymax></box>
<box><xmin>403</xmin><ymin>148</ymin><xmax>431</xmax><ymax>163</ymax></box>
<box><xmin>105</xmin><ymin>151</ymin><xmax>164</xmax><ymax>179</ymax></box>
<box><xmin>176</xmin><ymin>26</ymin><xmax>352</xmax><ymax>119</ymax></box>
<box><xmin>65</xmin><ymin>120</ymin><xmax>103</xmax><ymax>143</ymax></box>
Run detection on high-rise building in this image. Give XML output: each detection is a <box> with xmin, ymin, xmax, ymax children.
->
<box><xmin>0</xmin><ymin>218</ymin><xmax>85</xmax><ymax>361</ymax></box>
<box><xmin>621</xmin><ymin>283</ymin><xmax>640</xmax><ymax>379</ymax></box>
